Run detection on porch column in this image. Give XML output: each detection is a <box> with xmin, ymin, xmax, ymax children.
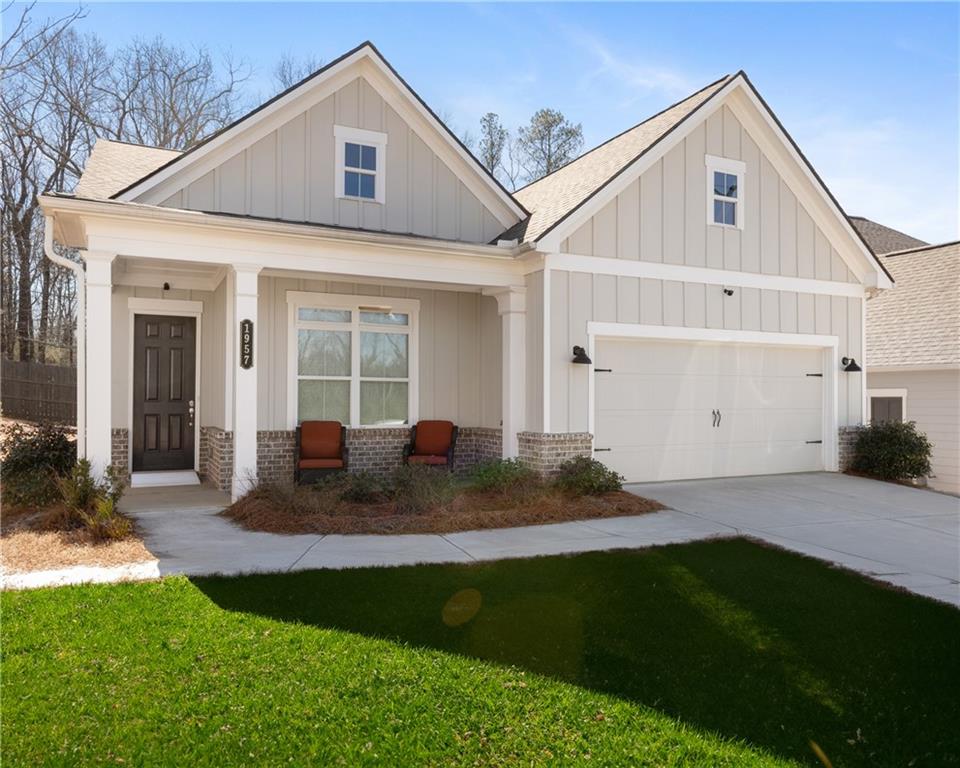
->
<box><xmin>484</xmin><ymin>286</ymin><xmax>526</xmax><ymax>458</ymax></box>
<box><xmin>84</xmin><ymin>251</ymin><xmax>116</xmax><ymax>477</ymax></box>
<box><xmin>231</xmin><ymin>265</ymin><xmax>262</xmax><ymax>500</ymax></box>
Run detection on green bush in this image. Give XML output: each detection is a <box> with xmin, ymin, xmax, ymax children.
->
<box><xmin>47</xmin><ymin>460</ymin><xmax>130</xmax><ymax>541</ymax></box>
<box><xmin>470</xmin><ymin>458</ymin><xmax>537</xmax><ymax>493</ymax></box>
<box><xmin>0</xmin><ymin>422</ymin><xmax>76</xmax><ymax>507</ymax></box>
<box><xmin>391</xmin><ymin>465</ymin><xmax>457</xmax><ymax>515</ymax></box>
<box><xmin>852</xmin><ymin>421</ymin><xmax>932</xmax><ymax>481</ymax></box>
<box><xmin>336</xmin><ymin>471</ymin><xmax>384</xmax><ymax>504</ymax></box>
<box><xmin>554</xmin><ymin>456</ymin><xmax>623</xmax><ymax>496</ymax></box>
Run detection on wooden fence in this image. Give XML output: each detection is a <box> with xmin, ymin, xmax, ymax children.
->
<box><xmin>1</xmin><ymin>360</ymin><xmax>77</xmax><ymax>425</ymax></box>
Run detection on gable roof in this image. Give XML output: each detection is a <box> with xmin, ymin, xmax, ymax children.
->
<box><xmin>867</xmin><ymin>241</ymin><xmax>959</xmax><ymax>368</ymax></box>
<box><xmin>76</xmin><ymin>139</ymin><xmax>181</xmax><ymax>199</ymax></box>
<box><xmin>850</xmin><ymin>216</ymin><xmax>928</xmax><ymax>255</ymax></box>
<box><xmin>109</xmin><ymin>41</ymin><xmax>527</xmax><ymax>222</ymax></box>
<box><xmin>503</xmin><ymin>75</ymin><xmax>732</xmax><ymax>243</ymax></box>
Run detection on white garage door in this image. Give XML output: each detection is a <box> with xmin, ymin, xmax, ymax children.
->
<box><xmin>594</xmin><ymin>339</ymin><xmax>825</xmax><ymax>483</ymax></box>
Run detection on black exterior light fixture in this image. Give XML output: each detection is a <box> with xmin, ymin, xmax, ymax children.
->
<box><xmin>841</xmin><ymin>357</ymin><xmax>862</xmax><ymax>373</ymax></box>
<box><xmin>572</xmin><ymin>345</ymin><xmax>592</xmax><ymax>365</ymax></box>
<box><xmin>722</xmin><ymin>287</ymin><xmax>735</xmax><ymax>296</ymax></box>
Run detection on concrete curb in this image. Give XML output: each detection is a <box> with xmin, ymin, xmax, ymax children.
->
<box><xmin>1</xmin><ymin>560</ymin><xmax>160</xmax><ymax>591</ymax></box>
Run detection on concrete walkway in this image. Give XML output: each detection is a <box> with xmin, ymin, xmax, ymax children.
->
<box><xmin>627</xmin><ymin>473</ymin><xmax>959</xmax><ymax>607</ymax></box>
<box><xmin>121</xmin><ymin>473</ymin><xmax>959</xmax><ymax>607</ymax></box>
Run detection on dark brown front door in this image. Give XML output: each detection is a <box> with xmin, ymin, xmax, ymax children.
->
<box><xmin>133</xmin><ymin>315</ymin><xmax>197</xmax><ymax>471</ymax></box>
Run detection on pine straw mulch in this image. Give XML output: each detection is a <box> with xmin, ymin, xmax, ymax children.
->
<box><xmin>222</xmin><ymin>486</ymin><xmax>664</xmax><ymax>536</ymax></box>
<box><xmin>0</xmin><ymin>507</ymin><xmax>153</xmax><ymax>574</ymax></box>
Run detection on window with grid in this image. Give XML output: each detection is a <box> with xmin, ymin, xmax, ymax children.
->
<box><xmin>292</xmin><ymin>297</ymin><xmax>416</xmax><ymax>427</ymax></box>
<box><xmin>334</xmin><ymin>126</ymin><xmax>387</xmax><ymax>204</ymax></box>
<box><xmin>344</xmin><ymin>142</ymin><xmax>377</xmax><ymax>200</ymax></box>
<box><xmin>706</xmin><ymin>155</ymin><xmax>745</xmax><ymax>230</ymax></box>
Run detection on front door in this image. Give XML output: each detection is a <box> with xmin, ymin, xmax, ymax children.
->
<box><xmin>132</xmin><ymin>314</ymin><xmax>197</xmax><ymax>472</ymax></box>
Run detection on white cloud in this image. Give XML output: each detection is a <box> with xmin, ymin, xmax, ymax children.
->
<box><xmin>791</xmin><ymin>112</ymin><xmax>959</xmax><ymax>244</ymax></box>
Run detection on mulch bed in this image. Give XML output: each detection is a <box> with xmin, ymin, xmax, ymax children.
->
<box><xmin>222</xmin><ymin>487</ymin><xmax>664</xmax><ymax>536</ymax></box>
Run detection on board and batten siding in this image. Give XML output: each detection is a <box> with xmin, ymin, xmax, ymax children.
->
<box><xmin>159</xmin><ymin>76</ymin><xmax>505</xmax><ymax>244</ymax></box>
<box><xmin>256</xmin><ymin>276</ymin><xmax>502</xmax><ymax>431</ymax></box>
<box><xmin>560</xmin><ymin>107</ymin><xmax>858</xmax><ymax>284</ymax></box>
<box><xmin>868</xmin><ymin>369</ymin><xmax>960</xmax><ymax>494</ymax></box>
<box><xmin>110</xmin><ymin>285</ymin><xmax>226</xmax><ymax>430</ymax></box>
<box><xmin>548</xmin><ymin>270</ymin><xmax>865</xmax><ymax>432</ymax></box>
<box><xmin>524</xmin><ymin>271</ymin><xmax>545</xmax><ymax>433</ymax></box>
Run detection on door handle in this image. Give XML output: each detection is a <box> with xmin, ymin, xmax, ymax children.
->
<box><xmin>188</xmin><ymin>399</ymin><xmax>195</xmax><ymax>427</ymax></box>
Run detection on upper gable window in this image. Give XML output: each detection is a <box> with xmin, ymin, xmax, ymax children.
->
<box><xmin>705</xmin><ymin>155</ymin><xmax>746</xmax><ymax>230</ymax></box>
<box><xmin>334</xmin><ymin>125</ymin><xmax>387</xmax><ymax>205</ymax></box>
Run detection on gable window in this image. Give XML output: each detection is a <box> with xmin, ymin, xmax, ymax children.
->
<box><xmin>705</xmin><ymin>155</ymin><xmax>746</xmax><ymax>230</ymax></box>
<box><xmin>335</xmin><ymin>125</ymin><xmax>387</xmax><ymax>204</ymax></box>
<box><xmin>287</xmin><ymin>292</ymin><xmax>418</xmax><ymax>428</ymax></box>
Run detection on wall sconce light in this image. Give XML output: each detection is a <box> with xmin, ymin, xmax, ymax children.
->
<box><xmin>841</xmin><ymin>357</ymin><xmax>862</xmax><ymax>372</ymax></box>
<box><xmin>722</xmin><ymin>287</ymin><xmax>734</xmax><ymax>296</ymax></box>
<box><xmin>572</xmin><ymin>345</ymin><xmax>592</xmax><ymax>365</ymax></box>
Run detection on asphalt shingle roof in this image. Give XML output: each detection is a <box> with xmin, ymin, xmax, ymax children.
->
<box><xmin>850</xmin><ymin>216</ymin><xmax>927</xmax><ymax>255</ymax></box>
<box><xmin>75</xmin><ymin>139</ymin><xmax>181</xmax><ymax>200</ymax></box>
<box><xmin>866</xmin><ymin>241</ymin><xmax>959</xmax><ymax>368</ymax></box>
<box><xmin>503</xmin><ymin>75</ymin><xmax>732</xmax><ymax>244</ymax></box>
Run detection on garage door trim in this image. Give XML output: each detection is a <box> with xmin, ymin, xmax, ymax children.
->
<box><xmin>586</xmin><ymin>322</ymin><xmax>841</xmax><ymax>472</ymax></box>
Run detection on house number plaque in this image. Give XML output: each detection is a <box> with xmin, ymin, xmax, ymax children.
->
<box><xmin>239</xmin><ymin>319</ymin><xmax>254</xmax><ymax>370</ymax></box>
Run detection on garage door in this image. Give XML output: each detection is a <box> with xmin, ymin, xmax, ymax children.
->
<box><xmin>593</xmin><ymin>339</ymin><xmax>825</xmax><ymax>482</ymax></box>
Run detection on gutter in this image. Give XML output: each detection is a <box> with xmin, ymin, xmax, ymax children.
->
<box><xmin>43</xmin><ymin>216</ymin><xmax>86</xmax><ymax>459</ymax></box>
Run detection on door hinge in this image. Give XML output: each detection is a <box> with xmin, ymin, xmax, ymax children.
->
<box><xmin>593</xmin><ymin>448</ymin><xmax>612</xmax><ymax>452</ymax></box>
<box><xmin>806</xmin><ymin>440</ymin><xmax>823</xmax><ymax>444</ymax></box>
<box><xmin>594</xmin><ymin>368</ymin><xmax>613</xmax><ymax>373</ymax></box>
<box><xmin>805</xmin><ymin>373</ymin><xmax>823</xmax><ymax>377</ymax></box>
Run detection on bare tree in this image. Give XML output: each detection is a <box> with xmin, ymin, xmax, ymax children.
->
<box><xmin>477</xmin><ymin>112</ymin><xmax>507</xmax><ymax>175</ymax></box>
<box><xmin>273</xmin><ymin>52</ymin><xmax>323</xmax><ymax>92</ymax></box>
<box><xmin>500</xmin><ymin>134</ymin><xmax>525</xmax><ymax>192</ymax></box>
<box><xmin>516</xmin><ymin>108</ymin><xmax>583</xmax><ymax>182</ymax></box>
<box><xmin>0</xmin><ymin>1</ymin><xmax>85</xmax><ymax>77</ymax></box>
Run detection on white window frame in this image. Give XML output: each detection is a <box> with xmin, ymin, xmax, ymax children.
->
<box><xmin>334</xmin><ymin>125</ymin><xmax>387</xmax><ymax>205</ymax></box>
<box><xmin>867</xmin><ymin>388</ymin><xmax>907</xmax><ymax>423</ymax></box>
<box><xmin>706</xmin><ymin>154</ymin><xmax>746</xmax><ymax>231</ymax></box>
<box><xmin>286</xmin><ymin>291</ymin><xmax>419</xmax><ymax>428</ymax></box>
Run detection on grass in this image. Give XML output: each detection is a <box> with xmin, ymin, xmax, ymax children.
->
<box><xmin>3</xmin><ymin>538</ymin><xmax>958</xmax><ymax>767</ymax></box>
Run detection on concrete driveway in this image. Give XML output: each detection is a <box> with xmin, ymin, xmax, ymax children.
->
<box><xmin>626</xmin><ymin>472</ymin><xmax>960</xmax><ymax>607</ymax></box>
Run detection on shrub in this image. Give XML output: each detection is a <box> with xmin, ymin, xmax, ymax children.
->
<box><xmin>470</xmin><ymin>458</ymin><xmax>537</xmax><ymax>493</ymax></box>
<box><xmin>852</xmin><ymin>421</ymin><xmax>932</xmax><ymax>481</ymax></box>
<box><xmin>391</xmin><ymin>465</ymin><xmax>457</xmax><ymax>515</ymax></box>
<box><xmin>45</xmin><ymin>460</ymin><xmax>131</xmax><ymax>541</ymax></box>
<box><xmin>554</xmin><ymin>456</ymin><xmax>623</xmax><ymax>496</ymax></box>
<box><xmin>336</xmin><ymin>471</ymin><xmax>385</xmax><ymax>504</ymax></box>
<box><xmin>0</xmin><ymin>422</ymin><xmax>76</xmax><ymax>507</ymax></box>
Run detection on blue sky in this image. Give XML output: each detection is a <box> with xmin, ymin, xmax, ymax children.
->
<box><xmin>16</xmin><ymin>2</ymin><xmax>960</xmax><ymax>242</ymax></box>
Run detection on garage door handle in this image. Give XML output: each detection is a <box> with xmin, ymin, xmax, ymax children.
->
<box><xmin>594</xmin><ymin>448</ymin><xmax>612</xmax><ymax>452</ymax></box>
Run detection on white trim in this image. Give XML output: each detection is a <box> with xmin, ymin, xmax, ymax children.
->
<box><xmin>706</xmin><ymin>154</ymin><xmax>745</xmax><ymax>231</ymax></box>
<box><xmin>585</xmin><ymin>322</ymin><xmax>840</xmax><ymax>472</ymax></box>
<box><xmin>126</xmin><ymin>296</ymin><xmax>203</xmax><ymax>474</ymax></box>
<box><xmin>285</xmin><ymin>291</ymin><xmax>420</xmax><ymax>429</ymax></box>
<box><xmin>867</xmin><ymin>388</ymin><xmax>908</xmax><ymax>422</ymax></box>
<box><xmin>130</xmin><ymin>470</ymin><xmax>200</xmax><ymax>488</ymax></box>
<box><xmin>542</xmin><ymin>266</ymin><xmax>551</xmax><ymax>432</ymax></box>
<box><xmin>114</xmin><ymin>46</ymin><xmax>525</xmax><ymax>225</ymax></box>
<box><xmin>867</xmin><ymin>363</ymin><xmax>960</xmax><ymax>373</ymax></box>
<box><xmin>334</xmin><ymin>124</ymin><xmax>387</xmax><ymax>204</ymax></box>
<box><xmin>545</xmin><ymin>252</ymin><xmax>865</xmax><ymax>298</ymax></box>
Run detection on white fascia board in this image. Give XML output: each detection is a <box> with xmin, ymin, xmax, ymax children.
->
<box><xmin>534</xmin><ymin>77</ymin><xmax>739</xmax><ymax>253</ymax></box>
<box><xmin>546</xmin><ymin>252</ymin><xmax>865</xmax><ymax>298</ymax></box>
<box><xmin>867</xmin><ymin>363</ymin><xmax>960</xmax><ymax>373</ymax></box>
<box><xmin>724</xmin><ymin>87</ymin><xmax>892</xmax><ymax>290</ymax></box>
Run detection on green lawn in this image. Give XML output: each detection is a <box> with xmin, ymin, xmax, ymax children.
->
<box><xmin>3</xmin><ymin>538</ymin><xmax>958</xmax><ymax>767</ymax></box>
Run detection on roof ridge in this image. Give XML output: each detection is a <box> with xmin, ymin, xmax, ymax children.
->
<box><xmin>513</xmin><ymin>73</ymin><xmax>733</xmax><ymax>195</ymax></box>
<box><xmin>883</xmin><ymin>240</ymin><xmax>960</xmax><ymax>257</ymax></box>
<box><xmin>97</xmin><ymin>137</ymin><xmax>182</xmax><ymax>153</ymax></box>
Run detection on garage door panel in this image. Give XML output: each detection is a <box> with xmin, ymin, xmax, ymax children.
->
<box><xmin>594</xmin><ymin>338</ymin><xmax>826</xmax><ymax>483</ymax></box>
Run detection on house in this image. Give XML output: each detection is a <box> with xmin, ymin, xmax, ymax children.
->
<box><xmin>862</xmin><ymin>236</ymin><xmax>959</xmax><ymax>494</ymax></box>
<box><xmin>39</xmin><ymin>42</ymin><xmax>893</xmax><ymax>501</ymax></box>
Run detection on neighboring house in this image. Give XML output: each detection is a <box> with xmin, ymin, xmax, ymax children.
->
<box><xmin>864</xmin><ymin>240</ymin><xmax>959</xmax><ymax>494</ymax></box>
<box><xmin>850</xmin><ymin>216</ymin><xmax>927</xmax><ymax>256</ymax></box>
<box><xmin>39</xmin><ymin>42</ymin><xmax>892</xmax><ymax>500</ymax></box>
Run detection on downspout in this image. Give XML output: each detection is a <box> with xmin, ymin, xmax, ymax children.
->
<box><xmin>43</xmin><ymin>215</ymin><xmax>86</xmax><ymax>458</ymax></box>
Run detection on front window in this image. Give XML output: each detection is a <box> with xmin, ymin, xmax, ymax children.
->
<box><xmin>334</xmin><ymin>125</ymin><xmax>387</xmax><ymax>204</ymax></box>
<box><xmin>706</xmin><ymin>155</ymin><xmax>745</xmax><ymax>230</ymax></box>
<box><xmin>289</xmin><ymin>293</ymin><xmax>417</xmax><ymax>427</ymax></box>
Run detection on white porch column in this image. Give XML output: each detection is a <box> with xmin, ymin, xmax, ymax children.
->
<box><xmin>484</xmin><ymin>286</ymin><xmax>526</xmax><ymax>458</ymax></box>
<box><xmin>84</xmin><ymin>251</ymin><xmax>116</xmax><ymax>477</ymax></box>
<box><xmin>231</xmin><ymin>265</ymin><xmax>262</xmax><ymax>500</ymax></box>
